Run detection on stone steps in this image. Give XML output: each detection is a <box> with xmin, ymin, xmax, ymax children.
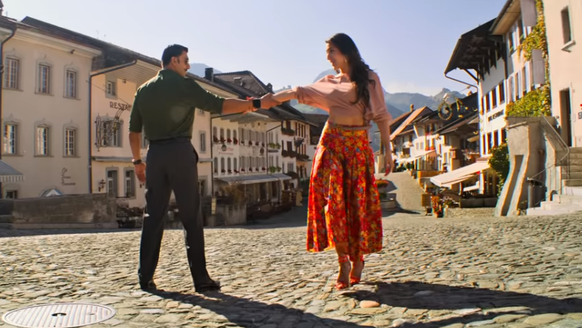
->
<box><xmin>526</xmin><ymin>187</ymin><xmax>582</xmax><ymax>216</ymax></box>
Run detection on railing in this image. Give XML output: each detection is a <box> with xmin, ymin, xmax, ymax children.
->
<box><xmin>528</xmin><ymin>116</ymin><xmax>570</xmax><ymax>207</ymax></box>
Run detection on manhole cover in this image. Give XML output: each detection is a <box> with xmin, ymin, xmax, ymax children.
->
<box><xmin>2</xmin><ymin>303</ymin><xmax>116</xmax><ymax>328</ymax></box>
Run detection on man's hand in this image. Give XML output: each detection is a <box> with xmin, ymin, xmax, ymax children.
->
<box><xmin>260</xmin><ymin>93</ymin><xmax>280</xmax><ymax>109</ymax></box>
<box><xmin>135</xmin><ymin>163</ymin><xmax>146</xmax><ymax>183</ymax></box>
<box><xmin>384</xmin><ymin>152</ymin><xmax>394</xmax><ymax>176</ymax></box>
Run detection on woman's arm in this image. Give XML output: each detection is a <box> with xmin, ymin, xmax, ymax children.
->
<box><xmin>368</xmin><ymin>71</ymin><xmax>393</xmax><ymax>174</ymax></box>
<box><xmin>273</xmin><ymin>76</ymin><xmax>332</xmax><ymax>110</ymax></box>
<box><xmin>272</xmin><ymin>89</ymin><xmax>297</xmax><ymax>103</ymax></box>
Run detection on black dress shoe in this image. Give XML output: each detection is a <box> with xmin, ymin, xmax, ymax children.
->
<box><xmin>140</xmin><ymin>280</ymin><xmax>157</xmax><ymax>291</ymax></box>
<box><xmin>195</xmin><ymin>279</ymin><xmax>221</xmax><ymax>293</ymax></box>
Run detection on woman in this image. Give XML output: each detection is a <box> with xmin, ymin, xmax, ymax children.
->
<box><xmin>273</xmin><ymin>33</ymin><xmax>393</xmax><ymax>289</ymax></box>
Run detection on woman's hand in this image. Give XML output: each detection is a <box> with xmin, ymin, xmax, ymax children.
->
<box><xmin>384</xmin><ymin>152</ymin><xmax>393</xmax><ymax>176</ymax></box>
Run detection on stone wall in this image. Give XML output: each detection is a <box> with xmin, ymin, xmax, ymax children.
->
<box><xmin>206</xmin><ymin>204</ymin><xmax>247</xmax><ymax>227</ymax></box>
<box><xmin>0</xmin><ymin>194</ymin><xmax>117</xmax><ymax>229</ymax></box>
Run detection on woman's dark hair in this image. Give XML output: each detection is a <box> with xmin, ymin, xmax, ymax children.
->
<box><xmin>326</xmin><ymin>33</ymin><xmax>375</xmax><ymax>107</ymax></box>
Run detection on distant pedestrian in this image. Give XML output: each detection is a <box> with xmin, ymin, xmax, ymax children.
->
<box><xmin>128</xmin><ymin>44</ymin><xmax>279</xmax><ymax>293</ymax></box>
<box><xmin>271</xmin><ymin>33</ymin><xmax>393</xmax><ymax>289</ymax></box>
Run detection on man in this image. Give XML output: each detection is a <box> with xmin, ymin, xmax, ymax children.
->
<box><xmin>128</xmin><ymin>44</ymin><xmax>279</xmax><ymax>293</ymax></box>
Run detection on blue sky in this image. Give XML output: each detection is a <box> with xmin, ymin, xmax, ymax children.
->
<box><xmin>6</xmin><ymin>0</ymin><xmax>507</xmax><ymax>96</ymax></box>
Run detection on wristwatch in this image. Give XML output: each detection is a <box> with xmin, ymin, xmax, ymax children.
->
<box><xmin>132</xmin><ymin>159</ymin><xmax>142</xmax><ymax>165</ymax></box>
<box><xmin>252</xmin><ymin>98</ymin><xmax>261</xmax><ymax>109</ymax></box>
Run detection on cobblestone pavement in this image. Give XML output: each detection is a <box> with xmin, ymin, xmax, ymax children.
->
<box><xmin>1</xmin><ymin>208</ymin><xmax>582</xmax><ymax>328</ymax></box>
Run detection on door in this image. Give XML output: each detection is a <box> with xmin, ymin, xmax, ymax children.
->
<box><xmin>559</xmin><ymin>88</ymin><xmax>573</xmax><ymax>146</ymax></box>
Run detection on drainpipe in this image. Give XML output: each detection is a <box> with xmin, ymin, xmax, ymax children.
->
<box><xmin>0</xmin><ymin>27</ymin><xmax>16</xmax><ymax>199</ymax></box>
<box><xmin>87</xmin><ymin>60</ymin><xmax>137</xmax><ymax>193</ymax></box>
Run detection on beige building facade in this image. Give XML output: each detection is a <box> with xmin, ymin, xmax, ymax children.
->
<box><xmin>1</xmin><ymin>23</ymin><xmax>101</xmax><ymax>198</ymax></box>
<box><xmin>543</xmin><ymin>0</ymin><xmax>582</xmax><ymax>147</ymax></box>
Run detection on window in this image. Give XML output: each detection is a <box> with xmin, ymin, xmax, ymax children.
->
<box><xmin>227</xmin><ymin>158</ymin><xmax>232</xmax><ymax>172</ymax></box>
<box><xmin>561</xmin><ymin>7</ymin><xmax>572</xmax><ymax>44</ymax></box>
<box><xmin>233</xmin><ymin>130</ymin><xmax>237</xmax><ymax>141</ymax></box>
<box><xmin>508</xmin><ymin>76</ymin><xmax>514</xmax><ymax>101</ymax></box>
<box><xmin>212</xmin><ymin>127</ymin><xmax>217</xmax><ymax>139</ymax></box>
<box><xmin>36</xmin><ymin>126</ymin><xmax>50</xmax><ymax>155</ymax></box>
<box><xmin>106</xmin><ymin>81</ymin><xmax>116</xmax><ymax>96</ymax></box>
<box><xmin>220</xmin><ymin>158</ymin><xmax>225</xmax><ymax>173</ymax></box>
<box><xmin>4</xmin><ymin>124</ymin><xmax>17</xmax><ymax>154</ymax></box>
<box><xmin>65</xmin><ymin>70</ymin><xmax>77</xmax><ymax>98</ymax></box>
<box><xmin>517</xmin><ymin>17</ymin><xmax>524</xmax><ymax>43</ymax></box>
<box><xmin>97</xmin><ymin>119</ymin><xmax>122</xmax><ymax>147</ymax></box>
<box><xmin>234</xmin><ymin>158</ymin><xmax>237</xmax><ymax>171</ymax></box>
<box><xmin>507</xmin><ymin>31</ymin><xmax>514</xmax><ymax>52</ymax></box>
<box><xmin>226</xmin><ymin>129</ymin><xmax>231</xmax><ymax>140</ymax></box>
<box><xmin>522</xmin><ymin>67</ymin><xmax>527</xmax><ymax>96</ymax></box>
<box><xmin>499</xmin><ymin>82</ymin><xmax>505</xmax><ymax>104</ymax></box>
<box><xmin>5</xmin><ymin>190</ymin><xmax>18</xmax><ymax>199</ymax></box>
<box><xmin>213</xmin><ymin>158</ymin><xmax>218</xmax><ymax>173</ymax></box>
<box><xmin>288</xmin><ymin>162</ymin><xmax>294</xmax><ymax>173</ymax></box>
<box><xmin>37</xmin><ymin>64</ymin><xmax>51</xmax><ymax>94</ymax></box>
<box><xmin>220</xmin><ymin>128</ymin><xmax>224</xmax><ymax>139</ymax></box>
<box><xmin>125</xmin><ymin>169</ymin><xmax>136</xmax><ymax>198</ymax></box>
<box><xmin>4</xmin><ymin>58</ymin><xmax>19</xmax><ymax>89</ymax></box>
<box><xmin>491</xmin><ymin>89</ymin><xmax>497</xmax><ymax>109</ymax></box>
<box><xmin>64</xmin><ymin>128</ymin><xmax>76</xmax><ymax>156</ymax></box>
<box><xmin>200</xmin><ymin>131</ymin><xmax>207</xmax><ymax>152</ymax></box>
<box><xmin>199</xmin><ymin>179</ymin><xmax>206</xmax><ymax>196</ymax></box>
<box><xmin>515</xmin><ymin>72</ymin><xmax>520</xmax><ymax>100</ymax></box>
<box><xmin>107</xmin><ymin>170</ymin><xmax>118</xmax><ymax>197</ymax></box>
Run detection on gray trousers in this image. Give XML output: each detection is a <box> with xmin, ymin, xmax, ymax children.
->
<box><xmin>138</xmin><ymin>137</ymin><xmax>211</xmax><ymax>285</ymax></box>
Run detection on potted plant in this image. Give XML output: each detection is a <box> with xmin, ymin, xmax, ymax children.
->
<box><xmin>431</xmin><ymin>195</ymin><xmax>444</xmax><ymax>218</ymax></box>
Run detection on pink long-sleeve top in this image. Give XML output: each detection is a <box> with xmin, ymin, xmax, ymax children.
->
<box><xmin>293</xmin><ymin>70</ymin><xmax>392</xmax><ymax>125</ymax></box>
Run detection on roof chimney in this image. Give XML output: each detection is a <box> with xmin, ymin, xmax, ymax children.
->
<box><xmin>410</xmin><ymin>104</ymin><xmax>415</xmax><ymax>112</ymax></box>
<box><xmin>204</xmin><ymin>67</ymin><xmax>214</xmax><ymax>82</ymax></box>
<box><xmin>0</xmin><ymin>0</ymin><xmax>4</xmax><ymax>15</ymax></box>
<box><xmin>266</xmin><ymin>83</ymin><xmax>273</xmax><ymax>92</ymax></box>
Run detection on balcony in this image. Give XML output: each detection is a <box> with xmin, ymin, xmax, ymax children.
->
<box><xmin>281</xmin><ymin>128</ymin><xmax>295</xmax><ymax>136</ymax></box>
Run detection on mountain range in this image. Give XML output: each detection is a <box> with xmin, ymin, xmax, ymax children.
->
<box><xmin>306</xmin><ymin>69</ymin><xmax>465</xmax><ymax>118</ymax></box>
<box><xmin>189</xmin><ymin>64</ymin><xmax>465</xmax><ymax>151</ymax></box>
<box><xmin>189</xmin><ymin>65</ymin><xmax>464</xmax><ymax>118</ymax></box>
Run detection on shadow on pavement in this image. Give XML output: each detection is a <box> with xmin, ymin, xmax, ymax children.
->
<box><xmin>342</xmin><ymin>281</ymin><xmax>582</xmax><ymax>327</ymax></box>
<box><xmin>151</xmin><ymin>289</ymin><xmax>366</xmax><ymax>328</ymax></box>
<box><xmin>0</xmin><ymin>228</ymin><xmax>136</xmax><ymax>239</ymax></box>
<box><xmin>239</xmin><ymin>205</ymin><xmax>308</xmax><ymax>230</ymax></box>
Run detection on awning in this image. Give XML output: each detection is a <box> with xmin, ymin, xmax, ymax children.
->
<box><xmin>215</xmin><ymin>174</ymin><xmax>281</xmax><ymax>185</ymax></box>
<box><xmin>430</xmin><ymin>161</ymin><xmax>490</xmax><ymax>188</ymax></box>
<box><xmin>463</xmin><ymin>182</ymin><xmax>480</xmax><ymax>192</ymax></box>
<box><xmin>271</xmin><ymin>173</ymin><xmax>292</xmax><ymax>181</ymax></box>
<box><xmin>0</xmin><ymin>160</ymin><xmax>24</xmax><ymax>183</ymax></box>
<box><xmin>467</xmin><ymin>135</ymin><xmax>480</xmax><ymax>143</ymax></box>
<box><xmin>397</xmin><ymin>149</ymin><xmax>435</xmax><ymax>164</ymax></box>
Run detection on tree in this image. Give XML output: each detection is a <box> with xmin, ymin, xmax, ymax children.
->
<box><xmin>489</xmin><ymin>143</ymin><xmax>510</xmax><ymax>195</ymax></box>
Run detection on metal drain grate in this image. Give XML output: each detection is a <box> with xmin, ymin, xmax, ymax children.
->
<box><xmin>2</xmin><ymin>303</ymin><xmax>116</xmax><ymax>328</ymax></box>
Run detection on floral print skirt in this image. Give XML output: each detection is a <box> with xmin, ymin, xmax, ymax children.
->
<box><xmin>306</xmin><ymin>123</ymin><xmax>383</xmax><ymax>259</ymax></box>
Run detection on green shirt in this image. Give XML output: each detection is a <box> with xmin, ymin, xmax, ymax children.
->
<box><xmin>129</xmin><ymin>69</ymin><xmax>225</xmax><ymax>141</ymax></box>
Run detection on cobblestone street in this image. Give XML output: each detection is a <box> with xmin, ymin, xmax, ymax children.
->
<box><xmin>1</xmin><ymin>206</ymin><xmax>582</xmax><ymax>328</ymax></box>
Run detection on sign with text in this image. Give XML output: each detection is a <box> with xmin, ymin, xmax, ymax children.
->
<box><xmin>110</xmin><ymin>101</ymin><xmax>132</xmax><ymax>111</ymax></box>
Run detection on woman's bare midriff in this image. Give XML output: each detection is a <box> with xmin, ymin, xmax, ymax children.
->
<box><xmin>328</xmin><ymin>114</ymin><xmax>367</xmax><ymax>127</ymax></box>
